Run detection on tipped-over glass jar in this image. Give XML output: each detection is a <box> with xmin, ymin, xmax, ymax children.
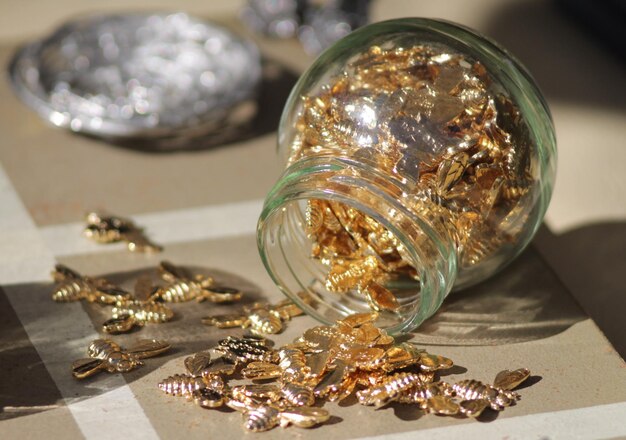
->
<box><xmin>257</xmin><ymin>18</ymin><xmax>556</xmax><ymax>334</ymax></box>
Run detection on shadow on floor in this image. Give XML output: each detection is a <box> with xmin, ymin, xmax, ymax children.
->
<box><xmin>534</xmin><ymin>221</ymin><xmax>626</xmax><ymax>359</ymax></box>
<box><xmin>0</xmin><ymin>289</ymin><xmax>64</xmax><ymax>421</ymax></box>
<box><xmin>0</xmin><ymin>264</ymin><xmax>265</xmax><ymax>421</ymax></box>
<box><xmin>411</xmin><ymin>245</ymin><xmax>586</xmax><ymax>346</ymax></box>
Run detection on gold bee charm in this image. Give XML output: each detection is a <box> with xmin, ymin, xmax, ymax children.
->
<box><xmin>281</xmin><ymin>382</ymin><xmax>315</xmax><ymax>407</ymax></box>
<box><xmin>156</xmin><ymin>261</ymin><xmax>242</xmax><ymax>303</ymax></box>
<box><xmin>193</xmin><ymin>388</ymin><xmax>226</xmax><ymax>408</ymax></box>
<box><xmin>158</xmin><ymin>352</ymin><xmax>235</xmax><ymax>408</ymax></box>
<box><xmin>325</xmin><ymin>255</ymin><xmax>401</xmax><ymax>313</ymax></box>
<box><xmin>232</xmin><ymin>383</ymin><xmax>283</xmax><ymax>406</ymax></box>
<box><xmin>159</xmin><ymin>371</ymin><xmax>226</xmax><ymax>400</ymax></box>
<box><xmin>216</xmin><ymin>337</ymin><xmax>278</xmax><ymax>364</ymax></box>
<box><xmin>452</xmin><ymin>379</ymin><xmax>519</xmax><ymax>411</ymax></box>
<box><xmin>102</xmin><ymin>295</ymin><xmax>174</xmax><ymax>334</ymax></box>
<box><xmin>396</xmin><ymin>382</ymin><xmax>453</xmax><ymax>405</ymax></box>
<box><xmin>277</xmin><ymin>407</ymin><xmax>330</xmax><ymax>429</ymax></box>
<box><xmin>51</xmin><ymin>264</ymin><xmax>131</xmax><ymax>305</ymax></box>
<box><xmin>99</xmin><ymin>276</ymin><xmax>175</xmax><ymax>334</ymax></box>
<box><xmin>184</xmin><ymin>351</ymin><xmax>212</xmax><ymax>376</ymax></box>
<box><xmin>325</xmin><ymin>255</ymin><xmax>380</xmax><ymax>293</ymax></box>
<box><xmin>72</xmin><ymin>339</ymin><xmax>170</xmax><ymax>379</ymax></box>
<box><xmin>361</xmin><ymin>281</ymin><xmax>401</xmax><ymax>313</ymax></box>
<box><xmin>425</xmin><ymin>395</ymin><xmax>461</xmax><ymax>416</ymax></box>
<box><xmin>239</xmin><ymin>405</ymin><xmax>330</xmax><ymax>432</ymax></box>
<box><xmin>313</xmin><ymin>359</ymin><xmax>355</xmax><ymax>401</ymax></box>
<box><xmin>419</xmin><ymin>352</ymin><xmax>454</xmax><ymax>372</ymax></box>
<box><xmin>83</xmin><ymin>212</ymin><xmax>162</xmax><ymax>253</ymax></box>
<box><xmin>158</xmin><ymin>350</ymin><xmax>235</xmax><ymax>408</ymax></box>
<box><xmin>278</xmin><ymin>346</ymin><xmax>311</xmax><ymax>383</ymax></box>
<box><xmin>493</xmin><ymin>368</ymin><xmax>531</xmax><ymax>391</ymax></box>
<box><xmin>458</xmin><ymin>399</ymin><xmax>490</xmax><ymax>418</ymax></box>
<box><xmin>241</xmin><ymin>406</ymin><xmax>280</xmax><ymax>432</ymax></box>
<box><xmin>202</xmin><ymin>299</ymin><xmax>303</xmax><ymax>335</ymax></box>
<box><xmin>356</xmin><ymin>372</ymin><xmax>424</xmax><ymax>407</ymax></box>
<box><xmin>241</xmin><ymin>362</ymin><xmax>282</xmax><ymax>380</ymax></box>
<box><xmin>158</xmin><ymin>374</ymin><xmax>206</xmax><ymax>397</ymax></box>
<box><xmin>436</xmin><ymin>152</ymin><xmax>470</xmax><ymax>193</ymax></box>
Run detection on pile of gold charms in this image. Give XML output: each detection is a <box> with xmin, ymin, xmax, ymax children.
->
<box><xmin>291</xmin><ymin>42</ymin><xmax>537</xmax><ymax>310</ymax></box>
<box><xmin>158</xmin><ymin>312</ymin><xmax>531</xmax><ymax>432</ymax></box>
<box><xmin>72</xmin><ymin>338</ymin><xmax>170</xmax><ymax>379</ymax></box>
<box><xmin>51</xmin><ymin>262</ymin><xmax>303</xmax><ymax>335</ymax></box>
<box><xmin>83</xmin><ymin>212</ymin><xmax>162</xmax><ymax>253</ymax></box>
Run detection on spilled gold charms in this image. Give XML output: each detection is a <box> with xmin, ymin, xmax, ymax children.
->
<box><xmin>72</xmin><ymin>339</ymin><xmax>170</xmax><ymax>379</ymax></box>
<box><xmin>51</xmin><ymin>261</ymin><xmax>247</xmax><ymax>334</ymax></box>
<box><xmin>158</xmin><ymin>335</ymin><xmax>330</xmax><ymax>433</ymax></box>
<box><xmin>158</xmin><ymin>313</ymin><xmax>532</xmax><ymax>432</ymax></box>
<box><xmin>83</xmin><ymin>212</ymin><xmax>162</xmax><ymax>253</ymax></box>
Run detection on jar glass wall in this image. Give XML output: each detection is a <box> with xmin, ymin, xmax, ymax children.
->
<box><xmin>258</xmin><ymin>18</ymin><xmax>556</xmax><ymax>334</ymax></box>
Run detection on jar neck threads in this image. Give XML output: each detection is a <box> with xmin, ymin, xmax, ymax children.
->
<box><xmin>257</xmin><ymin>156</ymin><xmax>458</xmax><ymax>334</ymax></box>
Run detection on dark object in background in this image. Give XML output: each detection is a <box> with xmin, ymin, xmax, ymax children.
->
<box><xmin>299</xmin><ymin>0</ymin><xmax>371</xmax><ymax>54</ymax></box>
<box><xmin>240</xmin><ymin>0</ymin><xmax>308</xmax><ymax>38</ymax></box>
<box><xmin>556</xmin><ymin>0</ymin><xmax>626</xmax><ymax>61</ymax></box>
<box><xmin>241</xmin><ymin>0</ymin><xmax>371</xmax><ymax>54</ymax></box>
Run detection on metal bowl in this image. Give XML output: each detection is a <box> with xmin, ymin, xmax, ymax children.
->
<box><xmin>9</xmin><ymin>12</ymin><xmax>262</xmax><ymax>140</ymax></box>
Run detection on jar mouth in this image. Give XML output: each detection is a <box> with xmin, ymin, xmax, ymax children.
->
<box><xmin>257</xmin><ymin>156</ymin><xmax>457</xmax><ymax>334</ymax></box>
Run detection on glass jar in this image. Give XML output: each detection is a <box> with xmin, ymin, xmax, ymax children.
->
<box><xmin>257</xmin><ymin>18</ymin><xmax>556</xmax><ymax>334</ymax></box>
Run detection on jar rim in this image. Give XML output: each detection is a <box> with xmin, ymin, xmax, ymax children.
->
<box><xmin>257</xmin><ymin>155</ymin><xmax>457</xmax><ymax>334</ymax></box>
